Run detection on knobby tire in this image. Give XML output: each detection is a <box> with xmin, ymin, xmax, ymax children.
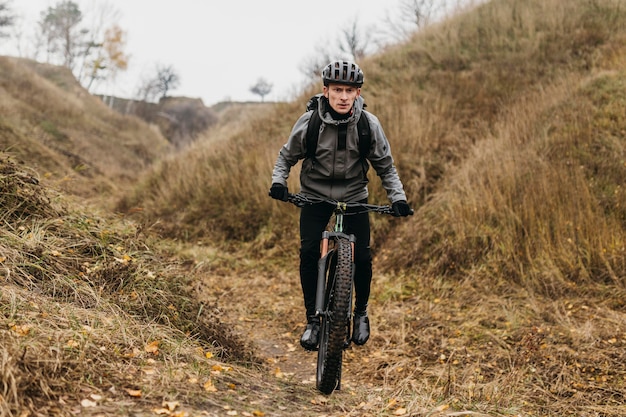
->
<box><xmin>316</xmin><ymin>237</ymin><xmax>353</xmax><ymax>394</ymax></box>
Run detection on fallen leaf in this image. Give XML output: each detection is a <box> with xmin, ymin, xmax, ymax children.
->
<box><xmin>394</xmin><ymin>407</ymin><xmax>407</xmax><ymax>415</ymax></box>
<box><xmin>145</xmin><ymin>340</ymin><xmax>160</xmax><ymax>354</ymax></box>
<box><xmin>125</xmin><ymin>388</ymin><xmax>142</xmax><ymax>397</ymax></box>
<box><xmin>203</xmin><ymin>379</ymin><xmax>217</xmax><ymax>392</ymax></box>
<box><xmin>65</xmin><ymin>339</ymin><xmax>80</xmax><ymax>348</ymax></box>
<box><xmin>160</xmin><ymin>400</ymin><xmax>179</xmax><ymax>411</ymax></box>
<box><xmin>10</xmin><ymin>324</ymin><xmax>31</xmax><ymax>336</ymax></box>
<box><xmin>252</xmin><ymin>411</ymin><xmax>265</xmax><ymax>417</ymax></box>
<box><xmin>80</xmin><ymin>399</ymin><xmax>97</xmax><ymax>407</ymax></box>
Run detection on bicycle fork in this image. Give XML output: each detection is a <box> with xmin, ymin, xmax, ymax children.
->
<box><xmin>314</xmin><ymin>231</ymin><xmax>356</xmax><ymax>391</ymax></box>
<box><xmin>314</xmin><ymin>231</ymin><xmax>356</xmax><ymax>317</ymax></box>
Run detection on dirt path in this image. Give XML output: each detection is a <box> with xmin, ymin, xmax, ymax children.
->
<box><xmin>200</xmin><ymin>264</ymin><xmax>375</xmax><ymax>396</ymax></box>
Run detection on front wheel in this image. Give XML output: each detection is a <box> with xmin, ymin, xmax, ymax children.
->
<box><xmin>316</xmin><ymin>237</ymin><xmax>353</xmax><ymax>395</ymax></box>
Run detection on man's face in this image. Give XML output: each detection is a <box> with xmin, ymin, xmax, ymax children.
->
<box><xmin>323</xmin><ymin>83</ymin><xmax>361</xmax><ymax>115</ymax></box>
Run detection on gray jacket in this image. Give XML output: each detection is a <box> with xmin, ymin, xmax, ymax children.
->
<box><xmin>271</xmin><ymin>95</ymin><xmax>407</xmax><ymax>203</ymax></box>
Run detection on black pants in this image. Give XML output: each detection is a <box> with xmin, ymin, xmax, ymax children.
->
<box><xmin>299</xmin><ymin>200</ymin><xmax>372</xmax><ymax>320</ymax></box>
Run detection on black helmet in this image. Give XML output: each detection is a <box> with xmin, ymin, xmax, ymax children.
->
<box><xmin>322</xmin><ymin>60</ymin><xmax>364</xmax><ymax>87</ymax></box>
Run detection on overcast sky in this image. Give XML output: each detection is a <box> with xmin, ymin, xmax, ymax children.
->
<box><xmin>3</xmin><ymin>0</ymin><xmax>415</xmax><ymax>106</ymax></box>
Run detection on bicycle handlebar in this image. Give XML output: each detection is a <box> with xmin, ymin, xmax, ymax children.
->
<box><xmin>285</xmin><ymin>193</ymin><xmax>414</xmax><ymax>216</ymax></box>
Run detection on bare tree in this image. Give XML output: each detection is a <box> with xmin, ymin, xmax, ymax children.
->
<box><xmin>382</xmin><ymin>0</ymin><xmax>441</xmax><ymax>42</ymax></box>
<box><xmin>154</xmin><ymin>64</ymin><xmax>180</xmax><ymax>100</ymax></box>
<box><xmin>339</xmin><ymin>17</ymin><xmax>372</xmax><ymax>61</ymax></box>
<box><xmin>299</xmin><ymin>7</ymin><xmax>429</xmax><ymax>88</ymax></box>
<box><xmin>134</xmin><ymin>64</ymin><xmax>180</xmax><ymax>103</ymax></box>
<box><xmin>299</xmin><ymin>42</ymin><xmax>334</xmax><ymax>83</ymax></box>
<box><xmin>403</xmin><ymin>0</ymin><xmax>438</xmax><ymax>28</ymax></box>
<box><xmin>299</xmin><ymin>16</ymin><xmax>374</xmax><ymax>84</ymax></box>
<box><xmin>135</xmin><ymin>76</ymin><xmax>161</xmax><ymax>103</ymax></box>
<box><xmin>0</xmin><ymin>0</ymin><xmax>14</xmax><ymax>37</ymax></box>
<box><xmin>249</xmin><ymin>77</ymin><xmax>273</xmax><ymax>102</ymax></box>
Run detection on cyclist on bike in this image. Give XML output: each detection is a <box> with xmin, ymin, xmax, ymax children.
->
<box><xmin>269</xmin><ymin>60</ymin><xmax>412</xmax><ymax>351</ymax></box>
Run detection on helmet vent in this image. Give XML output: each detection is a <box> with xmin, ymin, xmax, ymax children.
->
<box><xmin>322</xmin><ymin>60</ymin><xmax>364</xmax><ymax>87</ymax></box>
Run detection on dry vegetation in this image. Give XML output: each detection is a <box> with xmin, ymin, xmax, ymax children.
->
<box><xmin>0</xmin><ymin>56</ymin><xmax>171</xmax><ymax>201</ymax></box>
<box><xmin>2</xmin><ymin>0</ymin><xmax>626</xmax><ymax>416</ymax></box>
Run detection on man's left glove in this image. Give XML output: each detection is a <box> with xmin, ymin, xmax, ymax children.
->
<box><xmin>392</xmin><ymin>200</ymin><xmax>412</xmax><ymax>217</ymax></box>
<box><xmin>269</xmin><ymin>183</ymin><xmax>289</xmax><ymax>201</ymax></box>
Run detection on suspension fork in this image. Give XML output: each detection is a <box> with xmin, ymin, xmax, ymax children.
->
<box><xmin>315</xmin><ymin>231</ymin><xmax>332</xmax><ymax>317</ymax></box>
<box><xmin>315</xmin><ymin>204</ymin><xmax>355</xmax><ymax>317</ymax></box>
<box><xmin>314</xmin><ymin>230</ymin><xmax>357</xmax><ymax>317</ymax></box>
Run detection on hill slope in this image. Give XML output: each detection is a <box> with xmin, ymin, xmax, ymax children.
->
<box><xmin>2</xmin><ymin>0</ymin><xmax>626</xmax><ymax>416</ymax></box>
<box><xmin>0</xmin><ymin>56</ymin><xmax>171</xmax><ymax>200</ymax></box>
<box><xmin>116</xmin><ymin>0</ymin><xmax>626</xmax><ymax>415</ymax></box>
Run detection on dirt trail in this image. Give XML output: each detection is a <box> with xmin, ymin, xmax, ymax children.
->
<box><xmin>249</xmin><ymin>318</ymin><xmax>376</xmax><ymax>392</ymax></box>
<box><xmin>201</xmin><ymin>265</ymin><xmax>374</xmax><ymax>395</ymax></box>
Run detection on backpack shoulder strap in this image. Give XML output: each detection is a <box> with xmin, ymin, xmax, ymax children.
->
<box><xmin>305</xmin><ymin>107</ymin><xmax>322</xmax><ymax>160</ymax></box>
<box><xmin>357</xmin><ymin>111</ymin><xmax>371</xmax><ymax>160</ymax></box>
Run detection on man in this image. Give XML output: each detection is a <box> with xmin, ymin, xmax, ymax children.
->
<box><xmin>269</xmin><ymin>60</ymin><xmax>411</xmax><ymax>351</ymax></box>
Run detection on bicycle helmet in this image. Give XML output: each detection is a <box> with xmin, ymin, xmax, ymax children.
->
<box><xmin>322</xmin><ymin>60</ymin><xmax>364</xmax><ymax>87</ymax></box>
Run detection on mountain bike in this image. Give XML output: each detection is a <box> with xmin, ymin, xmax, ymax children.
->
<box><xmin>286</xmin><ymin>193</ymin><xmax>412</xmax><ymax>395</ymax></box>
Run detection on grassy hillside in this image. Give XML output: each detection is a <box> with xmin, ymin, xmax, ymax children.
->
<box><xmin>0</xmin><ymin>56</ymin><xmax>171</xmax><ymax>201</ymax></box>
<box><xmin>119</xmin><ymin>0</ymin><xmax>626</xmax><ymax>276</ymax></box>
<box><xmin>2</xmin><ymin>0</ymin><xmax>626</xmax><ymax>416</ymax></box>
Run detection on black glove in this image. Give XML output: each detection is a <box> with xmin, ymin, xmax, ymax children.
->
<box><xmin>269</xmin><ymin>183</ymin><xmax>289</xmax><ymax>201</ymax></box>
<box><xmin>392</xmin><ymin>200</ymin><xmax>412</xmax><ymax>217</ymax></box>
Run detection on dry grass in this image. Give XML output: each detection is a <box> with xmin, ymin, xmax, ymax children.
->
<box><xmin>3</xmin><ymin>0</ymin><xmax>626</xmax><ymax>416</ymax></box>
<box><xmin>0</xmin><ymin>56</ymin><xmax>171</xmax><ymax>201</ymax></box>
<box><xmin>113</xmin><ymin>1</ymin><xmax>626</xmax><ymax>415</ymax></box>
<box><xmin>0</xmin><ymin>157</ymin><xmax>279</xmax><ymax>416</ymax></box>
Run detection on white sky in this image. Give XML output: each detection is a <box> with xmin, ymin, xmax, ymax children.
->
<box><xmin>3</xmin><ymin>0</ymin><xmax>411</xmax><ymax>106</ymax></box>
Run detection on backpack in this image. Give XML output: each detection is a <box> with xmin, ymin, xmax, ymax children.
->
<box><xmin>304</xmin><ymin>94</ymin><xmax>371</xmax><ymax>161</ymax></box>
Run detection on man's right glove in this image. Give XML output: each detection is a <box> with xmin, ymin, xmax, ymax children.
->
<box><xmin>392</xmin><ymin>200</ymin><xmax>412</xmax><ymax>217</ymax></box>
<box><xmin>269</xmin><ymin>183</ymin><xmax>289</xmax><ymax>201</ymax></box>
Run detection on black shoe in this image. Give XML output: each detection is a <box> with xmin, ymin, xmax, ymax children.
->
<box><xmin>352</xmin><ymin>311</ymin><xmax>370</xmax><ymax>346</ymax></box>
<box><xmin>300</xmin><ymin>320</ymin><xmax>320</xmax><ymax>351</ymax></box>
